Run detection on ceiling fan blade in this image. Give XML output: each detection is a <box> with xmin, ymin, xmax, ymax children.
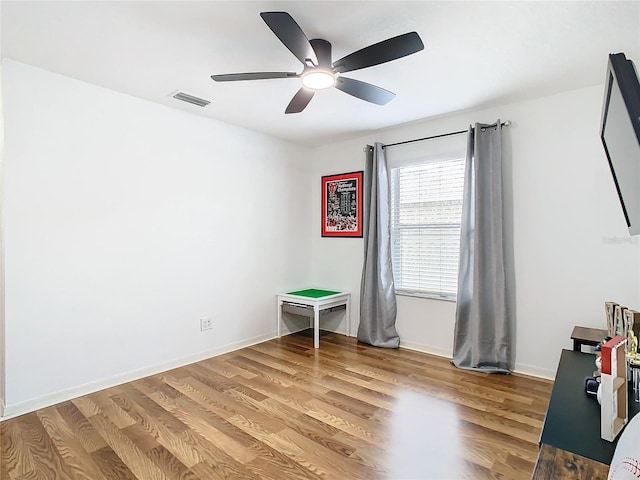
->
<box><xmin>332</xmin><ymin>32</ymin><xmax>424</xmax><ymax>73</ymax></box>
<box><xmin>285</xmin><ymin>87</ymin><xmax>315</xmax><ymax>114</ymax></box>
<box><xmin>334</xmin><ymin>77</ymin><xmax>395</xmax><ymax>105</ymax></box>
<box><xmin>211</xmin><ymin>72</ymin><xmax>298</xmax><ymax>82</ymax></box>
<box><xmin>260</xmin><ymin>12</ymin><xmax>318</xmax><ymax>66</ymax></box>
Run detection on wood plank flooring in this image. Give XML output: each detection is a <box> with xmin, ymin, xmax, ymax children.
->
<box><xmin>1</xmin><ymin>330</ymin><xmax>553</xmax><ymax>479</ymax></box>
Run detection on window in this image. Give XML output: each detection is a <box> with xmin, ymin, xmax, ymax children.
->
<box><xmin>390</xmin><ymin>158</ymin><xmax>465</xmax><ymax>300</ymax></box>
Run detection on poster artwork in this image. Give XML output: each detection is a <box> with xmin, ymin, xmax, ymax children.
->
<box><xmin>322</xmin><ymin>171</ymin><xmax>363</xmax><ymax>237</ymax></box>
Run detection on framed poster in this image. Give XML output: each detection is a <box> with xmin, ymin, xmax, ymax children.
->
<box><xmin>321</xmin><ymin>171</ymin><xmax>363</xmax><ymax>237</ymax></box>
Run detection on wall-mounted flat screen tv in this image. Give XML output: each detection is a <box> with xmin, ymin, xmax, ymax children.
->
<box><xmin>600</xmin><ymin>52</ymin><xmax>640</xmax><ymax>236</ymax></box>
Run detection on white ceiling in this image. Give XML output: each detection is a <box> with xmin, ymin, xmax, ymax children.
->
<box><xmin>2</xmin><ymin>1</ymin><xmax>640</xmax><ymax>146</ymax></box>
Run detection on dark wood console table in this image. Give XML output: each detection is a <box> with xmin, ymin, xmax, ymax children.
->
<box><xmin>533</xmin><ymin>349</ymin><xmax>640</xmax><ymax>478</ymax></box>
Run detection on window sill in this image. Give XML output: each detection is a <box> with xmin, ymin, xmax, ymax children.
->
<box><xmin>395</xmin><ymin>290</ymin><xmax>457</xmax><ymax>303</ymax></box>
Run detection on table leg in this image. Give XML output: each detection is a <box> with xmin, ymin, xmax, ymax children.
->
<box><xmin>314</xmin><ymin>306</ymin><xmax>320</xmax><ymax>348</ymax></box>
<box><xmin>346</xmin><ymin>298</ymin><xmax>351</xmax><ymax>338</ymax></box>
<box><xmin>277</xmin><ymin>298</ymin><xmax>282</xmax><ymax>338</ymax></box>
<box><xmin>573</xmin><ymin>339</ymin><xmax>580</xmax><ymax>352</ymax></box>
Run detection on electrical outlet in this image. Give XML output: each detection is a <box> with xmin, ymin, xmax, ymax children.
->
<box><xmin>200</xmin><ymin>317</ymin><xmax>212</xmax><ymax>331</ymax></box>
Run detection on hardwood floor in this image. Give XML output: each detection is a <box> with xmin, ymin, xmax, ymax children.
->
<box><xmin>1</xmin><ymin>330</ymin><xmax>553</xmax><ymax>479</ymax></box>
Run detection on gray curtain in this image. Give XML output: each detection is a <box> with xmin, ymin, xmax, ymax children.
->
<box><xmin>358</xmin><ymin>143</ymin><xmax>400</xmax><ymax>348</ymax></box>
<box><xmin>452</xmin><ymin>121</ymin><xmax>510</xmax><ymax>373</ymax></box>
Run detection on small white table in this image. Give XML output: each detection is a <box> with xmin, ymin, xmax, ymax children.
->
<box><xmin>277</xmin><ymin>289</ymin><xmax>351</xmax><ymax>348</ymax></box>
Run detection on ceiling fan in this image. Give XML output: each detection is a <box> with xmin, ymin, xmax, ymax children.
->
<box><xmin>211</xmin><ymin>12</ymin><xmax>424</xmax><ymax>114</ymax></box>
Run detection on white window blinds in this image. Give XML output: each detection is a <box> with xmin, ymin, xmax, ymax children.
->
<box><xmin>390</xmin><ymin>158</ymin><xmax>465</xmax><ymax>299</ymax></box>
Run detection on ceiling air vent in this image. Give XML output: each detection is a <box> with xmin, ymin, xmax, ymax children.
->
<box><xmin>172</xmin><ymin>92</ymin><xmax>210</xmax><ymax>107</ymax></box>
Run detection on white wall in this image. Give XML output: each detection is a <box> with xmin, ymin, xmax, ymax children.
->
<box><xmin>0</xmin><ymin>57</ymin><xmax>5</xmax><ymax>416</ymax></box>
<box><xmin>310</xmin><ymin>84</ymin><xmax>640</xmax><ymax>378</ymax></box>
<box><xmin>2</xmin><ymin>60</ymin><xmax>313</xmax><ymax>416</ymax></box>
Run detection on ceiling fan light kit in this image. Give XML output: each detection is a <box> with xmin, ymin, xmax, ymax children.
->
<box><xmin>211</xmin><ymin>11</ymin><xmax>424</xmax><ymax>113</ymax></box>
<box><xmin>301</xmin><ymin>70</ymin><xmax>335</xmax><ymax>90</ymax></box>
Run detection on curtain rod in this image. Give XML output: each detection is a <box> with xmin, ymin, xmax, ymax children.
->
<box><xmin>373</xmin><ymin>120</ymin><xmax>511</xmax><ymax>151</ymax></box>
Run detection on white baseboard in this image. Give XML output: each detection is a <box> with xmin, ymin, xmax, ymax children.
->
<box><xmin>399</xmin><ymin>340</ymin><xmax>556</xmax><ymax>380</ymax></box>
<box><xmin>512</xmin><ymin>362</ymin><xmax>556</xmax><ymax>380</ymax></box>
<box><xmin>1</xmin><ymin>332</ymin><xmax>556</xmax><ymax>421</ymax></box>
<box><xmin>1</xmin><ymin>332</ymin><xmax>276</xmax><ymax>421</ymax></box>
<box><xmin>399</xmin><ymin>339</ymin><xmax>453</xmax><ymax>359</ymax></box>
<box><xmin>278</xmin><ymin>325</ymin><xmax>311</xmax><ymax>336</ymax></box>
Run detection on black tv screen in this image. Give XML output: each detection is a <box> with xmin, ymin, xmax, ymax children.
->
<box><xmin>600</xmin><ymin>53</ymin><xmax>640</xmax><ymax>236</ymax></box>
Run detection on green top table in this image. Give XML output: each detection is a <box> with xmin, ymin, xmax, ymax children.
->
<box><xmin>277</xmin><ymin>289</ymin><xmax>351</xmax><ymax>348</ymax></box>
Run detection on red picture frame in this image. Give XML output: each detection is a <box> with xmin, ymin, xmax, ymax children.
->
<box><xmin>321</xmin><ymin>171</ymin><xmax>363</xmax><ymax>237</ymax></box>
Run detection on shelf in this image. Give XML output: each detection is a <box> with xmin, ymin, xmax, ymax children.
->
<box><xmin>601</xmin><ymin>335</ymin><xmax>628</xmax><ymax>442</ymax></box>
<box><xmin>613</xmin><ymin>417</ymin><xmax>626</xmax><ymax>434</ymax></box>
<box><xmin>613</xmin><ymin>377</ymin><xmax>626</xmax><ymax>391</ymax></box>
